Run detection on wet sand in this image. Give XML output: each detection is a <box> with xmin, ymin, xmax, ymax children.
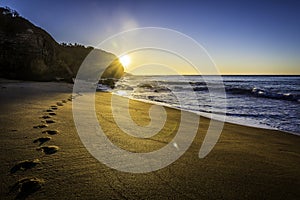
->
<box><xmin>0</xmin><ymin>80</ymin><xmax>299</xmax><ymax>199</ymax></box>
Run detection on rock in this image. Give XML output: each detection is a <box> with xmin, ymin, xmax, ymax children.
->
<box><xmin>0</xmin><ymin>7</ymin><xmax>125</xmax><ymax>82</ymax></box>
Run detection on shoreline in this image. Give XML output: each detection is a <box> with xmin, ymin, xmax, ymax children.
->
<box><xmin>110</xmin><ymin>91</ymin><xmax>300</xmax><ymax>136</ymax></box>
<box><xmin>2</xmin><ymin>78</ymin><xmax>297</xmax><ymax>136</ymax></box>
<box><xmin>1</xmin><ymin>80</ymin><xmax>300</xmax><ymax>199</ymax></box>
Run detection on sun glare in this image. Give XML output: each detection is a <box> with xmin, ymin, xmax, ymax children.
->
<box><xmin>119</xmin><ymin>55</ymin><xmax>131</xmax><ymax>69</ymax></box>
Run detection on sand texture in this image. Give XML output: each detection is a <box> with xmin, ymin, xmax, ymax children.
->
<box><xmin>0</xmin><ymin>80</ymin><xmax>299</xmax><ymax>199</ymax></box>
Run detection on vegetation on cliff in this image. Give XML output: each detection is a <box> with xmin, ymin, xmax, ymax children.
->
<box><xmin>0</xmin><ymin>6</ymin><xmax>124</xmax><ymax>82</ymax></box>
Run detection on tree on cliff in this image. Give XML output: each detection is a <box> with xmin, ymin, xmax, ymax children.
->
<box><xmin>0</xmin><ymin>6</ymin><xmax>124</xmax><ymax>82</ymax></box>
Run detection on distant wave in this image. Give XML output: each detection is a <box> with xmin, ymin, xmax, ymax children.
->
<box><xmin>226</xmin><ymin>87</ymin><xmax>299</xmax><ymax>102</ymax></box>
<box><xmin>116</xmin><ymin>80</ymin><xmax>300</xmax><ymax>102</ymax></box>
<box><xmin>106</xmin><ymin>75</ymin><xmax>300</xmax><ymax>134</ymax></box>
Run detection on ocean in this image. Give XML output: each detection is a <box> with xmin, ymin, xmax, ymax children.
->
<box><xmin>99</xmin><ymin>75</ymin><xmax>300</xmax><ymax>135</ymax></box>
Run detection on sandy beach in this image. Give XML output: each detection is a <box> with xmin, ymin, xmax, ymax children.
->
<box><xmin>0</xmin><ymin>80</ymin><xmax>299</xmax><ymax>200</ymax></box>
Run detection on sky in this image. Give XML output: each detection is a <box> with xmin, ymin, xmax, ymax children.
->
<box><xmin>1</xmin><ymin>0</ymin><xmax>300</xmax><ymax>75</ymax></box>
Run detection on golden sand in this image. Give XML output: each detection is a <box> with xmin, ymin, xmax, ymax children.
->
<box><xmin>0</xmin><ymin>81</ymin><xmax>299</xmax><ymax>199</ymax></box>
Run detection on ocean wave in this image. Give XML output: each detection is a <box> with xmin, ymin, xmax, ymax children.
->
<box><xmin>226</xmin><ymin>87</ymin><xmax>300</xmax><ymax>102</ymax></box>
<box><xmin>112</xmin><ymin>75</ymin><xmax>299</xmax><ymax>134</ymax></box>
<box><xmin>115</xmin><ymin>84</ymin><xmax>134</xmax><ymax>90</ymax></box>
<box><xmin>136</xmin><ymin>82</ymin><xmax>171</xmax><ymax>93</ymax></box>
<box><xmin>193</xmin><ymin>86</ymin><xmax>208</xmax><ymax>91</ymax></box>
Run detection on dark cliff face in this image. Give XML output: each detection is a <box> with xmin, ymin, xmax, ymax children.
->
<box><xmin>0</xmin><ymin>7</ymin><xmax>124</xmax><ymax>82</ymax></box>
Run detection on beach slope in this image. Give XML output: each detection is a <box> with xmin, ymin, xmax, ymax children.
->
<box><xmin>0</xmin><ymin>80</ymin><xmax>299</xmax><ymax>199</ymax></box>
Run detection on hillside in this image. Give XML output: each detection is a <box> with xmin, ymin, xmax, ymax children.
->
<box><xmin>0</xmin><ymin>7</ymin><xmax>124</xmax><ymax>82</ymax></box>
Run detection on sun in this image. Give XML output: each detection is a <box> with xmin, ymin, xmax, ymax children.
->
<box><xmin>119</xmin><ymin>55</ymin><xmax>131</xmax><ymax>69</ymax></box>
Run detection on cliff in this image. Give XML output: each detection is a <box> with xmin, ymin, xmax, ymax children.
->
<box><xmin>0</xmin><ymin>7</ymin><xmax>124</xmax><ymax>82</ymax></box>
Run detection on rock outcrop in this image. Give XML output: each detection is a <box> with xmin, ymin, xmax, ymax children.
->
<box><xmin>0</xmin><ymin>7</ymin><xmax>124</xmax><ymax>82</ymax></box>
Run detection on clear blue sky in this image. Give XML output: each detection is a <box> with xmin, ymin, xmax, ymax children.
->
<box><xmin>1</xmin><ymin>0</ymin><xmax>299</xmax><ymax>74</ymax></box>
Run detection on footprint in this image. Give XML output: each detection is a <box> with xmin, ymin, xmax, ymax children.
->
<box><xmin>33</xmin><ymin>136</ymin><xmax>51</xmax><ymax>145</ymax></box>
<box><xmin>37</xmin><ymin>146</ymin><xmax>59</xmax><ymax>155</ymax></box>
<box><xmin>43</xmin><ymin>119</ymin><xmax>55</xmax><ymax>124</ymax></box>
<box><xmin>56</xmin><ymin>102</ymin><xmax>63</xmax><ymax>106</ymax></box>
<box><xmin>42</xmin><ymin>130</ymin><xmax>59</xmax><ymax>135</ymax></box>
<box><xmin>45</xmin><ymin>109</ymin><xmax>53</xmax><ymax>112</ymax></box>
<box><xmin>10</xmin><ymin>177</ymin><xmax>44</xmax><ymax>199</ymax></box>
<box><xmin>10</xmin><ymin>159</ymin><xmax>40</xmax><ymax>173</ymax></box>
<box><xmin>48</xmin><ymin>112</ymin><xmax>56</xmax><ymax>116</ymax></box>
<box><xmin>68</xmin><ymin>94</ymin><xmax>75</xmax><ymax>101</ymax></box>
<box><xmin>50</xmin><ymin>105</ymin><xmax>58</xmax><ymax>110</ymax></box>
<box><xmin>33</xmin><ymin>124</ymin><xmax>48</xmax><ymax>129</ymax></box>
<box><xmin>41</xmin><ymin>115</ymin><xmax>51</xmax><ymax>119</ymax></box>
